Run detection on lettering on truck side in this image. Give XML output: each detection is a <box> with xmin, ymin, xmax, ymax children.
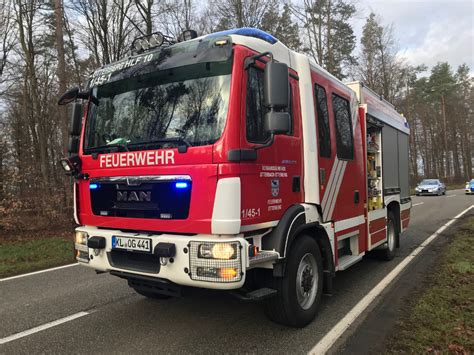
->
<box><xmin>99</xmin><ymin>150</ymin><xmax>175</xmax><ymax>168</ymax></box>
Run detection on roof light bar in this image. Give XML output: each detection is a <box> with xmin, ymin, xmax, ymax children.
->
<box><xmin>131</xmin><ymin>32</ymin><xmax>166</xmax><ymax>54</ymax></box>
<box><xmin>208</xmin><ymin>28</ymin><xmax>277</xmax><ymax>44</ymax></box>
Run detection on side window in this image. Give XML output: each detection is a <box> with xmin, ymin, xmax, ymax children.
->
<box><xmin>314</xmin><ymin>84</ymin><xmax>331</xmax><ymax>157</ymax></box>
<box><xmin>246</xmin><ymin>66</ymin><xmax>293</xmax><ymax>143</ymax></box>
<box><xmin>332</xmin><ymin>93</ymin><xmax>354</xmax><ymax>160</ymax></box>
<box><xmin>287</xmin><ymin>84</ymin><xmax>294</xmax><ymax>135</ymax></box>
<box><xmin>246</xmin><ymin>67</ymin><xmax>270</xmax><ymax>143</ymax></box>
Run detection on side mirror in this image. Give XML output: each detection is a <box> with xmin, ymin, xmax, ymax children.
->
<box><xmin>264</xmin><ymin>61</ymin><xmax>289</xmax><ymax>109</ymax></box>
<box><xmin>264</xmin><ymin>112</ymin><xmax>290</xmax><ymax>135</ymax></box>
<box><xmin>58</xmin><ymin>87</ymin><xmax>80</xmax><ymax>106</ymax></box>
<box><xmin>58</xmin><ymin>87</ymin><xmax>89</xmax><ymax>106</ymax></box>
<box><xmin>69</xmin><ymin>103</ymin><xmax>83</xmax><ymax>136</ymax></box>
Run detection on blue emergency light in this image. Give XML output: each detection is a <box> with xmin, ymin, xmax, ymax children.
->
<box><xmin>89</xmin><ymin>183</ymin><xmax>99</xmax><ymax>190</ymax></box>
<box><xmin>175</xmin><ymin>182</ymin><xmax>189</xmax><ymax>189</ymax></box>
<box><xmin>209</xmin><ymin>28</ymin><xmax>277</xmax><ymax>44</ymax></box>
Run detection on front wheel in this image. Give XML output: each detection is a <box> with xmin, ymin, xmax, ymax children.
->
<box><xmin>264</xmin><ymin>235</ymin><xmax>323</xmax><ymax>327</ymax></box>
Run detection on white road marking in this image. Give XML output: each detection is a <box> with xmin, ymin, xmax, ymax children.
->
<box><xmin>412</xmin><ymin>202</ymin><xmax>424</xmax><ymax>207</ymax></box>
<box><xmin>0</xmin><ymin>311</ymin><xmax>90</xmax><ymax>345</ymax></box>
<box><xmin>0</xmin><ymin>263</ymin><xmax>78</xmax><ymax>282</ymax></box>
<box><xmin>446</xmin><ymin>195</ymin><xmax>456</xmax><ymax>198</ymax></box>
<box><xmin>309</xmin><ymin>204</ymin><xmax>474</xmax><ymax>355</ymax></box>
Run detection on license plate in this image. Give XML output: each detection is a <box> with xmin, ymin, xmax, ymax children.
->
<box><xmin>112</xmin><ymin>236</ymin><xmax>152</xmax><ymax>253</ymax></box>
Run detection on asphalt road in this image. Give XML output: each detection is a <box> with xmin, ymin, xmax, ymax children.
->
<box><xmin>1</xmin><ymin>189</ymin><xmax>472</xmax><ymax>354</ymax></box>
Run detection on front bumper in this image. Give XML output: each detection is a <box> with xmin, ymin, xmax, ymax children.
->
<box><xmin>416</xmin><ymin>190</ymin><xmax>440</xmax><ymax>195</ymax></box>
<box><xmin>465</xmin><ymin>189</ymin><xmax>474</xmax><ymax>194</ymax></box>
<box><xmin>75</xmin><ymin>226</ymin><xmax>248</xmax><ymax>290</ymax></box>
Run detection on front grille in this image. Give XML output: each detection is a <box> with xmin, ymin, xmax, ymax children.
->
<box><xmin>90</xmin><ymin>175</ymin><xmax>191</xmax><ymax>220</ymax></box>
<box><xmin>107</xmin><ymin>250</ymin><xmax>161</xmax><ymax>273</ymax></box>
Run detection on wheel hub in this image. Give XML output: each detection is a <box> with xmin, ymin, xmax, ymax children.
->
<box><xmin>301</xmin><ymin>267</ymin><xmax>313</xmax><ymax>292</ymax></box>
<box><xmin>296</xmin><ymin>253</ymin><xmax>318</xmax><ymax>310</ymax></box>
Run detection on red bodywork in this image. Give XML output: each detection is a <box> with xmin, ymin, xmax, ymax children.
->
<box><xmin>76</xmin><ymin>45</ymin><xmax>304</xmax><ymax>235</ymax></box>
<box><xmin>75</xmin><ymin>42</ymin><xmax>404</xmax><ymax>264</ymax></box>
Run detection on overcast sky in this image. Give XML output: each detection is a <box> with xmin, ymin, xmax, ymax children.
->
<box><xmin>352</xmin><ymin>0</ymin><xmax>474</xmax><ymax>75</ymax></box>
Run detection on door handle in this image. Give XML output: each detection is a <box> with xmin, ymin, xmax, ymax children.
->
<box><xmin>292</xmin><ymin>176</ymin><xmax>301</xmax><ymax>192</ymax></box>
<box><xmin>354</xmin><ymin>190</ymin><xmax>360</xmax><ymax>204</ymax></box>
<box><xmin>319</xmin><ymin>168</ymin><xmax>326</xmax><ymax>185</ymax></box>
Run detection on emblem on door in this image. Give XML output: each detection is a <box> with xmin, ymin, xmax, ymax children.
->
<box><xmin>271</xmin><ymin>179</ymin><xmax>280</xmax><ymax>197</ymax></box>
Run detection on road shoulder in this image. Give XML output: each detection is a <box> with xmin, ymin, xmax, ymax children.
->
<box><xmin>336</xmin><ymin>211</ymin><xmax>473</xmax><ymax>355</ymax></box>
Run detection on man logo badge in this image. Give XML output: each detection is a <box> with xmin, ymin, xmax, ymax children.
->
<box><xmin>271</xmin><ymin>179</ymin><xmax>279</xmax><ymax>197</ymax></box>
<box><xmin>117</xmin><ymin>191</ymin><xmax>151</xmax><ymax>202</ymax></box>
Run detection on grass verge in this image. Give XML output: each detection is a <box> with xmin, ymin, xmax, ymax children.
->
<box><xmin>0</xmin><ymin>237</ymin><xmax>75</xmax><ymax>278</ymax></box>
<box><xmin>387</xmin><ymin>216</ymin><xmax>474</xmax><ymax>353</ymax></box>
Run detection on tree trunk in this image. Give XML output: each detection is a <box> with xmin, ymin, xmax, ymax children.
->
<box><xmin>441</xmin><ymin>95</ymin><xmax>450</xmax><ymax>178</ymax></box>
<box><xmin>325</xmin><ymin>0</ymin><xmax>332</xmax><ymax>73</ymax></box>
<box><xmin>54</xmin><ymin>0</ymin><xmax>68</xmax><ymax>153</ymax></box>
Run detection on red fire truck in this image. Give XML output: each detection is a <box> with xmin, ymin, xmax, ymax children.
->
<box><xmin>59</xmin><ymin>28</ymin><xmax>411</xmax><ymax>327</ymax></box>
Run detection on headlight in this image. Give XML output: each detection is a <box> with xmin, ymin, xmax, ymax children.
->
<box><xmin>415</xmin><ymin>187</ymin><xmax>420</xmax><ymax>191</ymax></box>
<box><xmin>75</xmin><ymin>231</ymin><xmax>88</xmax><ymax>245</ymax></box>
<box><xmin>198</xmin><ymin>242</ymin><xmax>237</xmax><ymax>260</ymax></box>
<box><xmin>74</xmin><ymin>231</ymin><xmax>89</xmax><ymax>263</ymax></box>
<box><xmin>189</xmin><ymin>241</ymin><xmax>242</xmax><ymax>283</ymax></box>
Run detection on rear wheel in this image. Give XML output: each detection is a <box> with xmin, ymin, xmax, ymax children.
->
<box><xmin>382</xmin><ymin>211</ymin><xmax>398</xmax><ymax>260</ymax></box>
<box><xmin>264</xmin><ymin>235</ymin><xmax>323</xmax><ymax>327</ymax></box>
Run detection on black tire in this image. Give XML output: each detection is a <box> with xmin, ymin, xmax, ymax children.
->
<box><xmin>382</xmin><ymin>211</ymin><xmax>398</xmax><ymax>261</ymax></box>
<box><xmin>133</xmin><ymin>288</ymin><xmax>171</xmax><ymax>300</ymax></box>
<box><xmin>264</xmin><ymin>235</ymin><xmax>323</xmax><ymax>327</ymax></box>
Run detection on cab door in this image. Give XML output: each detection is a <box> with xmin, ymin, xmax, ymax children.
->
<box><xmin>239</xmin><ymin>56</ymin><xmax>303</xmax><ymax>229</ymax></box>
<box><xmin>313</xmin><ymin>75</ymin><xmax>365</xmax><ymax>224</ymax></box>
<box><xmin>312</xmin><ymin>79</ymin><xmax>335</xmax><ymax>220</ymax></box>
<box><xmin>328</xmin><ymin>88</ymin><xmax>365</xmax><ymax>223</ymax></box>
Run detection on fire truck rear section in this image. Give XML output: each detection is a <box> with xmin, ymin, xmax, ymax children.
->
<box><xmin>61</xmin><ymin>28</ymin><xmax>411</xmax><ymax>327</ymax></box>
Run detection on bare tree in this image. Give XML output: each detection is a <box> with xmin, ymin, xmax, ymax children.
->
<box><xmin>0</xmin><ymin>0</ymin><xmax>15</xmax><ymax>94</ymax></box>
<box><xmin>71</xmin><ymin>0</ymin><xmax>135</xmax><ymax>66</ymax></box>
<box><xmin>209</xmin><ymin>0</ymin><xmax>278</xmax><ymax>30</ymax></box>
<box><xmin>54</xmin><ymin>0</ymin><xmax>68</xmax><ymax>151</ymax></box>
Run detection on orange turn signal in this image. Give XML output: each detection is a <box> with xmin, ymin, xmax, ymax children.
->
<box><xmin>218</xmin><ymin>267</ymin><xmax>238</xmax><ymax>279</ymax></box>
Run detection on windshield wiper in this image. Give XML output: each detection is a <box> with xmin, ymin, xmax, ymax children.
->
<box><xmin>85</xmin><ymin>143</ymin><xmax>129</xmax><ymax>155</ymax></box>
<box><xmin>127</xmin><ymin>137</ymin><xmax>191</xmax><ymax>153</ymax></box>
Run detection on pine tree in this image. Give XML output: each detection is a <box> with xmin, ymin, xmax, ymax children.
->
<box><xmin>294</xmin><ymin>0</ymin><xmax>356</xmax><ymax>78</ymax></box>
<box><xmin>274</xmin><ymin>3</ymin><xmax>301</xmax><ymax>51</ymax></box>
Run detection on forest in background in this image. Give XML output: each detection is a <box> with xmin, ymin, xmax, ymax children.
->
<box><xmin>0</xmin><ymin>0</ymin><xmax>472</xmax><ymax>232</ymax></box>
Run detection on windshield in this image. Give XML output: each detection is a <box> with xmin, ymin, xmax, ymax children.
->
<box><xmin>420</xmin><ymin>179</ymin><xmax>439</xmax><ymax>185</ymax></box>
<box><xmin>84</xmin><ymin>60</ymin><xmax>232</xmax><ymax>153</ymax></box>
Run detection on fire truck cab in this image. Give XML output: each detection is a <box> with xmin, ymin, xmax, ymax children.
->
<box><xmin>60</xmin><ymin>28</ymin><xmax>411</xmax><ymax>327</ymax></box>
